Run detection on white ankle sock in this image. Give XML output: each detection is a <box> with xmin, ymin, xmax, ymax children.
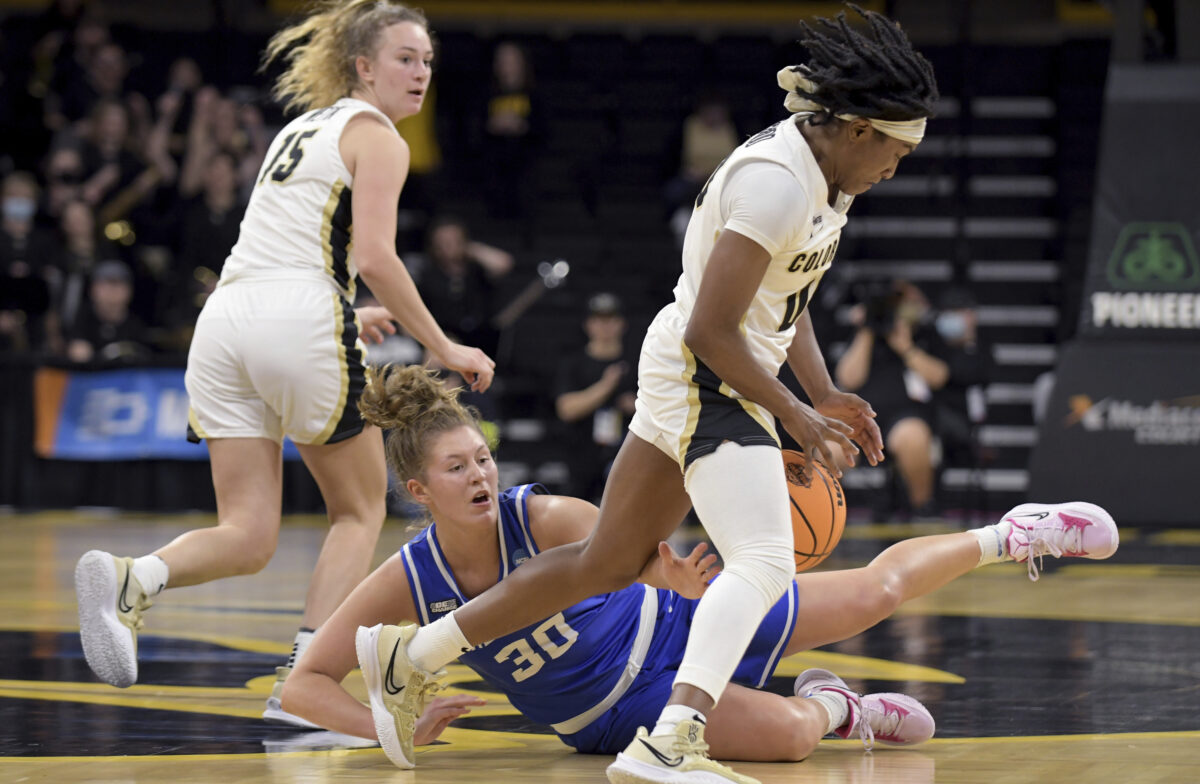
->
<box><xmin>131</xmin><ymin>555</ymin><xmax>169</xmax><ymax>596</ymax></box>
<box><xmin>407</xmin><ymin>612</ymin><xmax>471</xmax><ymax>673</ymax></box>
<box><xmin>807</xmin><ymin>691</ymin><xmax>850</xmax><ymax>735</ymax></box>
<box><xmin>969</xmin><ymin>520</ymin><xmax>1013</xmax><ymax>566</ymax></box>
<box><xmin>652</xmin><ymin>704</ymin><xmax>704</xmax><ymax>738</ymax></box>
<box><xmin>287</xmin><ymin>628</ymin><xmax>315</xmax><ymax>669</ymax></box>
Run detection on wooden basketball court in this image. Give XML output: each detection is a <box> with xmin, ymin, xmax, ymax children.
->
<box><xmin>2</xmin><ymin>511</ymin><xmax>1198</xmax><ymax>782</ymax></box>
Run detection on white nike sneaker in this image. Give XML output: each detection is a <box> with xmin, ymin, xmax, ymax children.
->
<box><xmin>607</xmin><ymin>719</ymin><xmax>760</xmax><ymax>784</ymax></box>
<box><xmin>356</xmin><ymin>622</ymin><xmax>441</xmax><ymax>770</ymax></box>
<box><xmin>75</xmin><ymin>550</ymin><xmax>151</xmax><ymax>688</ymax></box>
<box><xmin>1002</xmin><ymin>502</ymin><xmax>1119</xmax><ymax>581</ymax></box>
<box><xmin>262</xmin><ymin>666</ymin><xmax>322</xmax><ymax>729</ymax></box>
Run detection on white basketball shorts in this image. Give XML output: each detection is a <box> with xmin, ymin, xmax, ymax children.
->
<box><xmin>185</xmin><ymin>278</ymin><xmax>367</xmax><ymax>446</ymax></box>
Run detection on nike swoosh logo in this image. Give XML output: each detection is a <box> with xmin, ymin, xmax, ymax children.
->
<box><xmin>117</xmin><ymin>568</ymin><xmax>135</xmax><ymax>614</ymax></box>
<box><xmin>639</xmin><ymin>738</ymin><xmax>683</xmax><ymax>767</ymax></box>
<box><xmin>1009</xmin><ymin>511</ymin><xmax>1049</xmax><ymax>521</ymax></box>
<box><xmin>384</xmin><ymin>638</ymin><xmax>406</xmax><ymax>695</ymax></box>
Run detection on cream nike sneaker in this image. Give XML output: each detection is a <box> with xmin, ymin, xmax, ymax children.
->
<box><xmin>606</xmin><ymin>718</ymin><xmax>760</xmax><ymax>784</ymax></box>
<box><xmin>356</xmin><ymin>622</ymin><xmax>441</xmax><ymax>769</ymax></box>
<box><xmin>75</xmin><ymin>551</ymin><xmax>151</xmax><ymax>688</ymax></box>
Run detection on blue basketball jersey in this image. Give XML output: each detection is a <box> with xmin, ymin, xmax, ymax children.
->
<box><xmin>399</xmin><ymin>484</ymin><xmax>656</xmax><ymax>728</ymax></box>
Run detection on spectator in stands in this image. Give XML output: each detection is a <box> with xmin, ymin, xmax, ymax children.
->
<box><xmin>553</xmin><ymin>292</ymin><xmax>637</xmax><ymax>502</ymax></box>
<box><xmin>178</xmin><ymin>87</ymin><xmax>269</xmax><ymax>201</ymax></box>
<box><xmin>929</xmin><ymin>287</ymin><xmax>989</xmax><ymax>470</ymax></box>
<box><xmin>78</xmin><ymin>98</ymin><xmax>172</xmax><ymax>227</ymax></box>
<box><xmin>664</xmin><ymin>92</ymin><xmax>739</xmax><ymax>248</ymax></box>
<box><xmin>38</xmin><ymin>11</ymin><xmax>113</xmax><ymax>132</ymax></box>
<box><xmin>414</xmin><ymin>214</ymin><xmax>514</xmax><ymax>357</ymax></box>
<box><xmin>39</xmin><ymin>145</ymin><xmax>86</xmax><ymax>226</ymax></box>
<box><xmin>64</xmin><ymin>258</ymin><xmax>151</xmax><ymax>363</ymax></box>
<box><xmin>0</xmin><ymin>171</ymin><xmax>57</xmax><ymax>353</ymax></box>
<box><xmin>481</xmin><ymin>41</ymin><xmax>539</xmax><ymax>221</ymax></box>
<box><xmin>158</xmin><ymin>150</ymin><xmax>244</xmax><ymax>347</ymax></box>
<box><xmin>49</xmin><ymin>198</ymin><xmax>115</xmax><ymax>334</ymax></box>
<box><xmin>835</xmin><ymin>280</ymin><xmax>943</xmax><ymax>518</ymax></box>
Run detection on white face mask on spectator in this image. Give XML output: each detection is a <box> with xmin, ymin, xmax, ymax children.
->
<box><xmin>936</xmin><ymin>312</ymin><xmax>968</xmax><ymax>341</ymax></box>
<box><xmin>3</xmin><ymin>197</ymin><xmax>36</xmax><ymax>222</ymax></box>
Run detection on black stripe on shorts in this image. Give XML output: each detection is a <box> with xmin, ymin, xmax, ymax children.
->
<box><xmin>322</xmin><ymin>296</ymin><xmax>367</xmax><ymax>445</ymax></box>
<box><xmin>682</xmin><ymin>355</ymin><xmax>779</xmax><ymax>470</ymax></box>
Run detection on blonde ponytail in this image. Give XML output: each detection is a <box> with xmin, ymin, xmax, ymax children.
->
<box><xmin>263</xmin><ymin>0</ymin><xmax>428</xmax><ymax>115</ymax></box>
<box><xmin>360</xmin><ymin>364</ymin><xmax>485</xmax><ymax>488</ymax></box>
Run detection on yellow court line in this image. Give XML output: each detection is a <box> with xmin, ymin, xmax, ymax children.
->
<box><xmin>0</xmin><ymin>622</ymin><xmax>291</xmax><ymax>655</ymax></box>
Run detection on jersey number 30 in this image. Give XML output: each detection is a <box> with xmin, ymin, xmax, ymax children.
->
<box><xmin>493</xmin><ymin>613</ymin><xmax>579</xmax><ymax>683</ymax></box>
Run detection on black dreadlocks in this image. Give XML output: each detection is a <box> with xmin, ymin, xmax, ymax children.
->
<box><xmin>796</xmin><ymin>4</ymin><xmax>939</xmax><ymax>121</ymax></box>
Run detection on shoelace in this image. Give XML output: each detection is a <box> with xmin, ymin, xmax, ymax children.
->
<box><xmin>129</xmin><ymin>596</ymin><xmax>153</xmax><ymax>631</ymax></box>
<box><xmin>847</xmin><ymin>693</ymin><xmax>875</xmax><ymax>751</ymax></box>
<box><xmin>1018</xmin><ymin>514</ymin><xmax>1085</xmax><ymax>581</ymax></box>
<box><xmin>868</xmin><ymin>701</ymin><xmax>902</xmax><ymax>739</ymax></box>
<box><xmin>418</xmin><ymin>679</ymin><xmax>445</xmax><ymax>712</ymax></box>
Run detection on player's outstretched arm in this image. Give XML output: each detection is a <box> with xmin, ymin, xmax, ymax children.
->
<box><xmin>281</xmin><ymin>551</ymin><xmax>420</xmax><ymax>738</ymax></box>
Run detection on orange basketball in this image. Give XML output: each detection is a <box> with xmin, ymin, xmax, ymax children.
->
<box><xmin>782</xmin><ymin>449</ymin><xmax>846</xmax><ymax>572</ymax></box>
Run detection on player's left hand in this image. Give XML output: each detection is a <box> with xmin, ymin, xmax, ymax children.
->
<box><xmin>412</xmin><ymin>694</ymin><xmax>487</xmax><ymax>746</ymax></box>
<box><xmin>355</xmin><ymin>306</ymin><xmax>398</xmax><ymax>344</ymax></box>
<box><xmin>815</xmin><ymin>390</ymin><xmax>885</xmax><ymax>466</ymax></box>
<box><xmin>658</xmin><ymin>541</ymin><xmax>721</xmax><ymax>600</ymax></box>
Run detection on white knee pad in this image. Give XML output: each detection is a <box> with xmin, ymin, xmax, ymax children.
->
<box><xmin>685</xmin><ymin>442</ymin><xmax>795</xmax><ymax>607</ymax></box>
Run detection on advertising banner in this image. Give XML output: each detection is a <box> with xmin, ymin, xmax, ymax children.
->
<box><xmin>1027</xmin><ymin>343</ymin><xmax>1200</xmax><ymax>524</ymax></box>
<box><xmin>1079</xmin><ymin>65</ymin><xmax>1200</xmax><ymax>338</ymax></box>
<box><xmin>34</xmin><ymin>367</ymin><xmax>301</xmax><ymax>461</ymax></box>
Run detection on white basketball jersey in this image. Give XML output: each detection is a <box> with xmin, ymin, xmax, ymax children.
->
<box><xmin>672</xmin><ymin>117</ymin><xmax>853</xmax><ymax>377</ymax></box>
<box><xmin>219</xmin><ymin>97</ymin><xmax>398</xmax><ymax>301</ymax></box>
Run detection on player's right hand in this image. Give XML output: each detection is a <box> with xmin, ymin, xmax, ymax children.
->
<box><xmin>413</xmin><ymin>694</ymin><xmax>487</xmax><ymax>746</ymax></box>
<box><xmin>780</xmin><ymin>403</ymin><xmax>858</xmax><ymax>480</ymax></box>
<box><xmin>438</xmin><ymin>344</ymin><xmax>496</xmax><ymax>393</ymax></box>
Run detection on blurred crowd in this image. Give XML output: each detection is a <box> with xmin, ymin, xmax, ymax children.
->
<box><xmin>0</xmin><ymin>1</ymin><xmax>269</xmax><ymax>360</ymax></box>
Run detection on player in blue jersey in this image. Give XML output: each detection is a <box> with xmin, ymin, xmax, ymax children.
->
<box><xmin>280</xmin><ymin>364</ymin><xmax>1119</xmax><ymax>769</ymax></box>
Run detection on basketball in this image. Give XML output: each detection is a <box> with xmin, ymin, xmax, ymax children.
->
<box><xmin>782</xmin><ymin>449</ymin><xmax>846</xmax><ymax>572</ymax></box>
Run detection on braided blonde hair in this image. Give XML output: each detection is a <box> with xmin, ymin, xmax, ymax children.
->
<box><xmin>263</xmin><ymin>0</ymin><xmax>429</xmax><ymax>115</ymax></box>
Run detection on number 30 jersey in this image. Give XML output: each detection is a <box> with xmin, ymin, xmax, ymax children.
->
<box><xmin>674</xmin><ymin>116</ymin><xmax>855</xmax><ymax>376</ymax></box>
<box><xmin>399</xmin><ymin>485</ymin><xmax>656</xmax><ymax>730</ymax></box>
<box><xmin>219</xmin><ymin>97</ymin><xmax>398</xmax><ymax>302</ymax></box>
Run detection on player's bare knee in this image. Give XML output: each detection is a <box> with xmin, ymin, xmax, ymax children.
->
<box><xmin>228</xmin><ymin>529</ymin><xmax>276</xmax><ymax>574</ymax></box>
<box><xmin>782</xmin><ymin>720</ymin><xmax>820</xmax><ymax>762</ymax></box>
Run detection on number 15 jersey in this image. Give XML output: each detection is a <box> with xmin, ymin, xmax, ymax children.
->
<box><xmin>220</xmin><ymin>97</ymin><xmax>399</xmax><ymax>302</ymax></box>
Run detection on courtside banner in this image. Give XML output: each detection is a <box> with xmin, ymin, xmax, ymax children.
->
<box><xmin>1079</xmin><ymin>65</ymin><xmax>1200</xmax><ymax>338</ymax></box>
<box><xmin>33</xmin><ymin>367</ymin><xmax>301</xmax><ymax>461</ymax></box>
<box><xmin>1027</xmin><ymin>342</ymin><xmax>1200</xmax><ymax>525</ymax></box>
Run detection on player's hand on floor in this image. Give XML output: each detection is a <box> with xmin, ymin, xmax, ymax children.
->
<box><xmin>413</xmin><ymin>694</ymin><xmax>487</xmax><ymax>746</ymax></box>
<box><xmin>658</xmin><ymin>541</ymin><xmax>721</xmax><ymax>600</ymax></box>
<box><xmin>354</xmin><ymin>306</ymin><xmax>398</xmax><ymax>344</ymax></box>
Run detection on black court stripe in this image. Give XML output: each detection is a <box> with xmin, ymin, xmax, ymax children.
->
<box><xmin>324</xmin><ymin>296</ymin><xmax>366</xmax><ymax>445</ymax></box>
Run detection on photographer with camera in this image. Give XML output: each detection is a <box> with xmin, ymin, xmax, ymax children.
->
<box><xmin>835</xmin><ymin>279</ymin><xmax>947</xmax><ymax>518</ymax></box>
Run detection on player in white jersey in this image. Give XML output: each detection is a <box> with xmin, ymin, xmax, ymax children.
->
<box><xmin>73</xmin><ymin>0</ymin><xmax>494</xmax><ymax>727</ymax></box>
<box><xmin>361</xmin><ymin>7</ymin><xmax>941</xmax><ymax>782</ymax></box>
